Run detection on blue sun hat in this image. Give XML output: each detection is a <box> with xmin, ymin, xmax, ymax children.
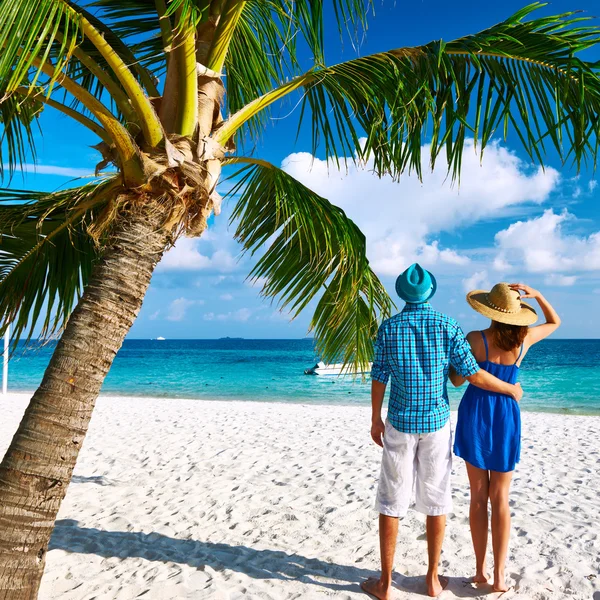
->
<box><xmin>395</xmin><ymin>263</ymin><xmax>437</xmax><ymax>304</ymax></box>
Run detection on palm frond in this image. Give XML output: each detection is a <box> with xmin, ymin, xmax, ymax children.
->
<box><xmin>164</xmin><ymin>0</ymin><xmax>209</xmax><ymax>28</ymax></box>
<box><xmin>219</xmin><ymin>3</ymin><xmax>600</xmax><ymax>178</ymax></box>
<box><xmin>0</xmin><ymin>0</ymin><xmax>82</xmax><ymax>95</ymax></box>
<box><xmin>225</xmin><ymin>0</ymin><xmax>372</xmax><ymax>142</ymax></box>
<box><xmin>224</xmin><ymin>1</ymin><xmax>296</xmax><ymax>142</ymax></box>
<box><xmin>267</xmin><ymin>0</ymin><xmax>373</xmax><ymax>66</ymax></box>
<box><xmin>0</xmin><ymin>93</ymin><xmax>43</xmax><ymax>179</ymax></box>
<box><xmin>68</xmin><ymin>0</ymin><xmax>160</xmax><ymax>97</ymax></box>
<box><xmin>0</xmin><ymin>178</ymin><xmax>119</xmax><ymax>344</ymax></box>
<box><xmin>304</xmin><ymin>3</ymin><xmax>600</xmax><ymax>178</ymax></box>
<box><xmin>226</xmin><ymin>157</ymin><xmax>393</xmax><ymax>370</ymax></box>
<box><xmin>86</xmin><ymin>0</ymin><xmax>170</xmax><ymax>78</ymax></box>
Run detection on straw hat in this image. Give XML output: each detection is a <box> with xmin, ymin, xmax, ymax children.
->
<box><xmin>466</xmin><ymin>282</ymin><xmax>538</xmax><ymax>326</ymax></box>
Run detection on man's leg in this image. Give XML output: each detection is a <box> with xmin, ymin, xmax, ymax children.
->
<box><xmin>426</xmin><ymin>515</ymin><xmax>447</xmax><ymax>596</ymax></box>
<box><xmin>415</xmin><ymin>422</ymin><xmax>453</xmax><ymax>597</ymax></box>
<box><xmin>361</xmin><ymin>514</ymin><xmax>399</xmax><ymax>600</ymax></box>
<box><xmin>362</xmin><ymin>422</ymin><xmax>417</xmax><ymax>599</ymax></box>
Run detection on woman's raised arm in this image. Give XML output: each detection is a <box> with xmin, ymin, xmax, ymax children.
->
<box><xmin>509</xmin><ymin>284</ymin><xmax>561</xmax><ymax>345</ymax></box>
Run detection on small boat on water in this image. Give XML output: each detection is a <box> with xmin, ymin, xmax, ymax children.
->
<box><xmin>304</xmin><ymin>361</ymin><xmax>372</xmax><ymax>376</ymax></box>
<box><xmin>156</xmin><ymin>336</ymin><xmax>166</xmax><ymax>341</ymax></box>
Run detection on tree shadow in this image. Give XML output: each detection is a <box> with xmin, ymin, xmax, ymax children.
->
<box><xmin>49</xmin><ymin>520</ymin><xmax>490</xmax><ymax>597</ymax></box>
<box><xmin>71</xmin><ymin>475</ymin><xmax>111</xmax><ymax>486</ymax></box>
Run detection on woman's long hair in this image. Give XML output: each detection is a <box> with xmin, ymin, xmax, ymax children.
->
<box><xmin>491</xmin><ymin>321</ymin><xmax>528</xmax><ymax>351</ymax></box>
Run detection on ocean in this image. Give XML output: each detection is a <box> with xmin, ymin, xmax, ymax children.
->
<box><xmin>4</xmin><ymin>339</ymin><xmax>600</xmax><ymax>415</ymax></box>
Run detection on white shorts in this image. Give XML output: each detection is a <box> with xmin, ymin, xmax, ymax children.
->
<box><xmin>375</xmin><ymin>420</ymin><xmax>453</xmax><ymax>518</ymax></box>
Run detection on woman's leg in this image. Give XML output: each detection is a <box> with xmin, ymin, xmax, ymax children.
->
<box><xmin>465</xmin><ymin>462</ymin><xmax>490</xmax><ymax>583</ymax></box>
<box><xmin>489</xmin><ymin>470</ymin><xmax>514</xmax><ymax>592</ymax></box>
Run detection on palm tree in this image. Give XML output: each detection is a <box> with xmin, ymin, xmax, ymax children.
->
<box><xmin>0</xmin><ymin>0</ymin><xmax>599</xmax><ymax>596</ymax></box>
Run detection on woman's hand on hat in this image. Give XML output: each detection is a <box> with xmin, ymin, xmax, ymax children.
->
<box><xmin>509</xmin><ymin>283</ymin><xmax>539</xmax><ymax>299</ymax></box>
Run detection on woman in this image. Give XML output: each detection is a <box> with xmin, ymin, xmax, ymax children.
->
<box><xmin>450</xmin><ymin>282</ymin><xmax>560</xmax><ymax>593</ymax></box>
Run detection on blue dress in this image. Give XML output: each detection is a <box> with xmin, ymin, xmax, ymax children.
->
<box><xmin>454</xmin><ymin>331</ymin><xmax>522</xmax><ymax>473</ymax></box>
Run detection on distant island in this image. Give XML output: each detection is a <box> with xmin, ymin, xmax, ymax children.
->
<box><xmin>219</xmin><ymin>337</ymin><xmax>244</xmax><ymax>340</ymax></box>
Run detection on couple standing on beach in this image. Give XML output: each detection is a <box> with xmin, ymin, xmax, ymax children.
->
<box><xmin>361</xmin><ymin>263</ymin><xmax>561</xmax><ymax>599</ymax></box>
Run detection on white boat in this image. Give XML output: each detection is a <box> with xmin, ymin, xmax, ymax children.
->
<box><xmin>304</xmin><ymin>361</ymin><xmax>372</xmax><ymax>376</ymax></box>
<box><xmin>156</xmin><ymin>336</ymin><xmax>166</xmax><ymax>341</ymax></box>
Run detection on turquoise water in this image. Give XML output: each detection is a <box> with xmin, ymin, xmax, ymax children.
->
<box><xmin>5</xmin><ymin>339</ymin><xmax>600</xmax><ymax>415</ymax></box>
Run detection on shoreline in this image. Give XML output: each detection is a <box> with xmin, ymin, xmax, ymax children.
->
<box><xmin>2</xmin><ymin>393</ymin><xmax>599</xmax><ymax>599</ymax></box>
<box><xmin>5</xmin><ymin>389</ymin><xmax>600</xmax><ymax>417</ymax></box>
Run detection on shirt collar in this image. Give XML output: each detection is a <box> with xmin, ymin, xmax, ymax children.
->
<box><xmin>402</xmin><ymin>302</ymin><xmax>432</xmax><ymax>312</ymax></box>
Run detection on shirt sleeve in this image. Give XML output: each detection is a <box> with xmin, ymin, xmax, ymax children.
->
<box><xmin>371</xmin><ymin>322</ymin><xmax>391</xmax><ymax>384</ymax></box>
<box><xmin>450</xmin><ymin>326</ymin><xmax>480</xmax><ymax>377</ymax></box>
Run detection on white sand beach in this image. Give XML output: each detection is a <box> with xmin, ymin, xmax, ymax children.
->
<box><xmin>1</xmin><ymin>393</ymin><xmax>598</xmax><ymax>600</ymax></box>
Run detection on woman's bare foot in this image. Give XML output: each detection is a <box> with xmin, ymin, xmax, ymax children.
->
<box><xmin>472</xmin><ymin>571</ymin><xmax>490</xmax><ymax>584</ymax></box>
<box><xmin>361</xmin><ymin>577</ymin><xmax>391</xmax><ymax>600</ymax></box>
<box><xmin>493</xmin><ymin>571</ymin><xmax>509</xmax><ymax>592</ymax></box>
<box><xmin>427</xmin><ymin>574</ymin><xmax>449</xmax><ymax>597</ymax></box>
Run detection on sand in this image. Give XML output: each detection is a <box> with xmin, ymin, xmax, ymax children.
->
<box><xmin>1</xmin><ymin>392</ymin><xmax>599</xmax><ymax>600</ymax></box>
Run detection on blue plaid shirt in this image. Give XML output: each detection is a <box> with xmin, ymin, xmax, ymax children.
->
<box><xmin>371</xmin><ymin>303</ymin><xmax>479</xmax><ymax>434</ymax></box>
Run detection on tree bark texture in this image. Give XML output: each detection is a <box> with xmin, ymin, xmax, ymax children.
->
<box><xmin>0</xmin><ymin>207</ymin><xmax>171</xmax><ymax>599</ymax></box>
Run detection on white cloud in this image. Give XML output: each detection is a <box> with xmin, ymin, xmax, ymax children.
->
<box><xmin>203</xmin><ymin>308</ymin><xmax>252</xmax><ymax>322</ymax></box>
<box><xmin>159</xmin><ymin>238</ymin><xmax>210</xmax><ymax>271</ymax></box>
<box><xmin>167</xmin><ymin>297</ymin><xmax>204</xmax><ymax>321</ymax></box>
<box><xmin>494</xmin><ymin>209</ymin><xmax>600</xmax><ymax>275</ymax></box>
<box><xmin>282</xmin><ymin>140</ymin><xmax>559</xmax><ymax>277</ymax></box>
<box><xmin>462</xmin><ymin>270</ymin><xmax>491</xmax><ymax>293</ymax></box>
<box><xmin>220</xmin><ymin>293</ymin><xmax>234</xmax><ymax>301</ymax></box>
<box><xmin>158</xmin><ymin>238</ymin><xmax>238</xmax><ymax>273</ymax></box>
<box><xmin>7</xmin><ymin>163</ymin><xmax>94</xmax><ymax>177</ymax></box>
<box><xmin>148</xmin><ymin>310</ymin><xmax>160</xmax><ymax>321</ymax></box>
<box><xmin>492</xmin><ymin>256</ymin><xmax>512</xmax><ymax>273</ymax></box>
<box><xmin>545</xmin><ymin>274</ymin><xmax>577</xmax><ymax>287</ymax></box>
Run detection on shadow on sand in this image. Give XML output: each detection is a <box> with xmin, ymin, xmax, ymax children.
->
<box><xmin>71</xmin><ymin>475</ymin><xmax>112</xmax><ymax>486</ymax></box>
<box><xmin>49</xmin><ymin>519</ymin><xmax>490</xmax><ymax>598</ymax></box>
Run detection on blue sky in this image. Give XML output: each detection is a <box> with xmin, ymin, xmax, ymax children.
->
<box><xmin>5</xmin><ymin>0</ymin><xmax>600</xmax><ymax>339</ymax></box>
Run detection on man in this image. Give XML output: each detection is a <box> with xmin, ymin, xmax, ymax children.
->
<box><xmin>361</xmin><ymin>264</ymin><xmax>523</xmax><ymax>599</ymax></box>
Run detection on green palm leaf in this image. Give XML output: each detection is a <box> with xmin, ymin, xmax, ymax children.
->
<box><xmin>226</xmin><ymin>157</ymin><xmax>393</xmax><ymax>370</ymax></box>
<box><xmin>218</xmin><ymin>3</ymin><xmax>600</xmax><ymax>178</ymax></box>
<box><xmin>273</xmin><ymin>0</ymin><xmax>372</xmax><ymax>66</ymax></box>
<box><xmin>224</xmin><ymin>1</ymin><xmax>296</xmax><ymax>141</ymax></box>
<box><xmin>222</xmin><ymin>0</ymin><xmax>373</xmax><ymax>139</ymax></box>
<box><xmin>0</xmin><ymin>178</ymin><xmax>118</xmax><ymax>344</ymax></box>
<box><xmin>86</xmin><ymin>0</ymin><xmax>171</xmax><ymax>76</ymax></box>
<box><xmin>0</xmin><ymin>93</ymin><xmax>43</xmax><ymax>178</ymax></box>
<box><xmin>0</xmin><ymin>0</ymin><xmax>81</xmax><ymax>95</ymax></box>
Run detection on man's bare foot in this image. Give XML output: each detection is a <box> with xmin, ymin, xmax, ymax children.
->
<box><xmin>361</xmin><ymin>577</ymin><xmax>391</xmax><ymax>600</ymax></box>
<box><xmin>427</xmin><ymin>574</ymin><xmax>448</xmax><ymax>597</ymax></box>
<box><xmin>472</xmin><ymin>571</ymin><xmax>490</xmax><ymax>584</ymax></box>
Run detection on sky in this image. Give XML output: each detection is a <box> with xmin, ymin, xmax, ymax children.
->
<box><xmin>5</xmin><ymin>0</ymin><xmax>600</xmax><ymax>340</ymax></box>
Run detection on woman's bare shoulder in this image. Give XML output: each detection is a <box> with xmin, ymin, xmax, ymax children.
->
<box><xmin>465</xmin><ymin>330</ymin><xmax>485</xmax><ymax>361</ymax></box>
<box><xmin>466</xmin><ymin>330</ymin><xmax>482</xmax><ymax>344</ymax></box>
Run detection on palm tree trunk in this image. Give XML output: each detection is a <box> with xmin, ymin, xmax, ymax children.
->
<box><xmin>0</xmin><ymin>206</ymin><xmax>172</xmax><ymax>600</ymax></box>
